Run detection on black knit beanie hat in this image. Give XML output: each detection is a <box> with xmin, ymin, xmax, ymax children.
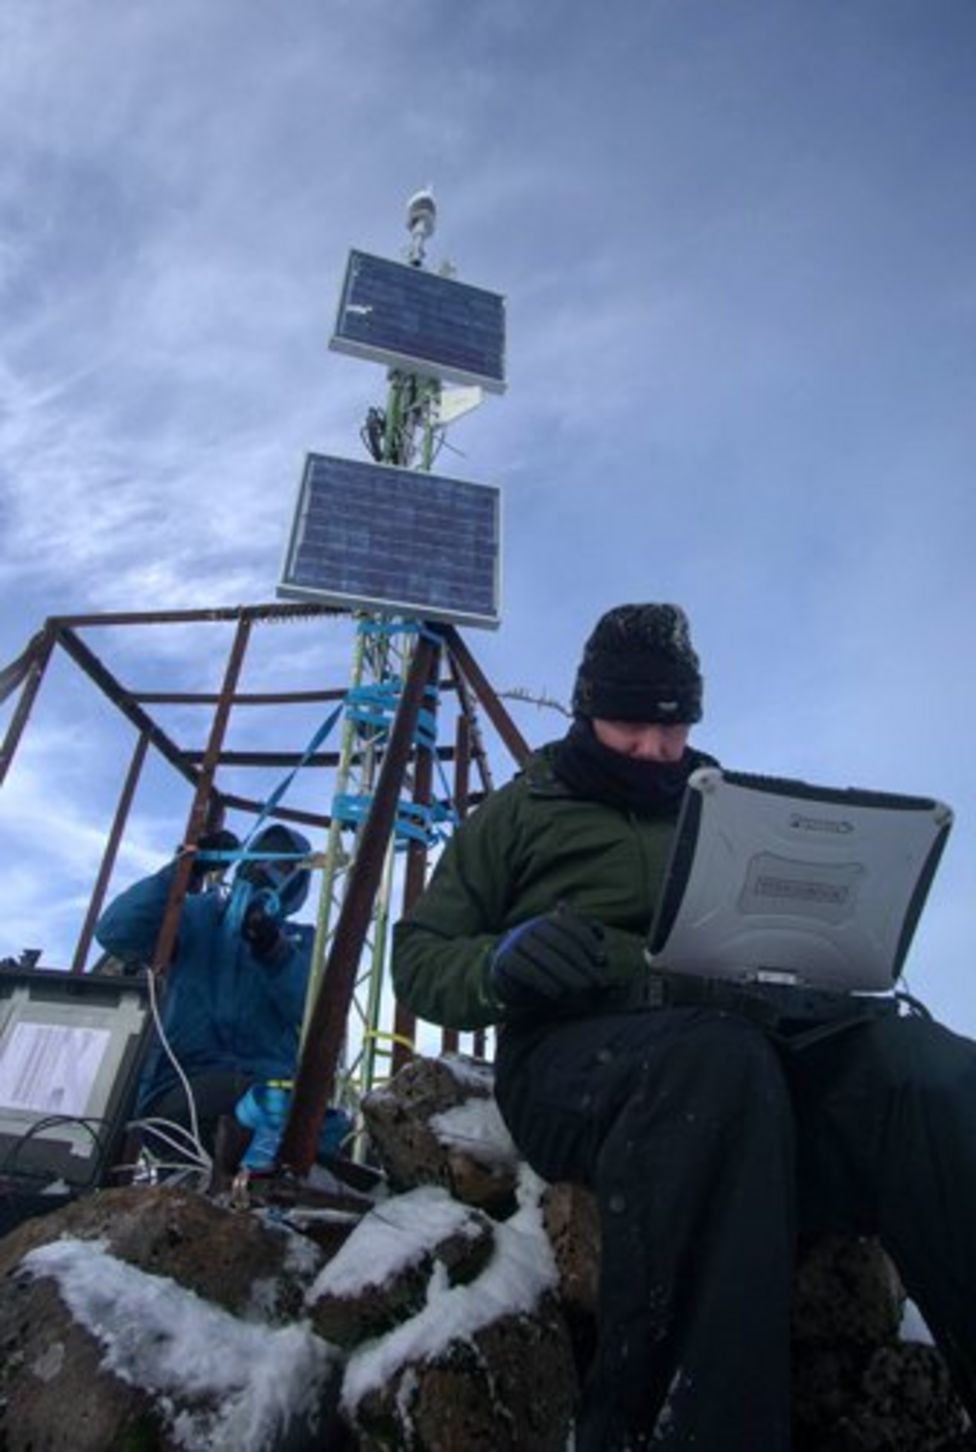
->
<box><xmin>571</xmin><ymin>604</ymin><xmax>704</xmax><ymax>724</ymax></box>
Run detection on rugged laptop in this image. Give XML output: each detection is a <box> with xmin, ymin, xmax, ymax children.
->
<box><xmin>646</xmin><ymin>768</ymin><xmax>953</xmax><ymax>993</ymax></box>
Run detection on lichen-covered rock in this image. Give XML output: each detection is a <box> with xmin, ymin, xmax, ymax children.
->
<box><xmin>3</xmin><ymin>1055</ymin><xmax>969</xmax><ymax>1451</ymax></box>
<box><xmin>0</xmin><ymin>1187</ymin><xmax>341</xmax><ymax>1452</ymax></box>
<box><xmin>793</xmin><ymin>1236</ymin><xmax>903</xmax><ymax>1348</ymax></box>
<box><xmin>353</xmin><ymin>1299</ymin><xmax>576</xmax><ymax>1451</ymax></box>
<box><xmin>0</xmin><ymin>1269</ymin><xmax>163</xmax><ymax>1452</ymax></box>
<box><xmin>307</xmin><ymin>1188</ymin><xmax>495</xmax><ymax>1348</ymax></box>
<box><xmin>853</xmin><ymin>1341</ymin><xmax>970</xmax><ymax>1449</ymax></box>
<box><xmin>541</xmin><ymin>1181</ymin><xmax>601</xmax><ymax>1318</ymax></box>
<box><xmin>788</xmin><ymin>1237</ymin><xmax>972</xmax><ymax>1448</ymax></box>
<box><xmin>0</xmin><ymin>1184</ymin><xmax>323</xmax><ymax>1323</ymax></box>
<box><xmin>794</xmin><ymin>1339</ymin><xmax>971</xmax><ymax>1451</ymax></box>
<box><xmin>340</xmin><ymin>1166</ymin><xmax>567</xmax><ymax>1449</ymax></box>
<box><xmin>362</xmin><ymin>1055</ymin><xmax>518</xmax><ymax>1212</ymax></box>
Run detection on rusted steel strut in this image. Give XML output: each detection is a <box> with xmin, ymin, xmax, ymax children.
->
<box><xmin>277</xmin><ymin>630</ymin><xmax>440</xmax><ymax>1175</ymax></box>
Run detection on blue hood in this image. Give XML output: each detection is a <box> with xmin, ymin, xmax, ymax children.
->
<box><xmin>243</xmin><ymin>824</ymin><xmax>312</xmax><ymax>916</ymax></box>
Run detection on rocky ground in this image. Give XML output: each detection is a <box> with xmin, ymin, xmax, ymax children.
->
<box><xmin>0</xmin><ymin>1052</ymin><xmax>970</xmax><ymax>1450</ymax></box>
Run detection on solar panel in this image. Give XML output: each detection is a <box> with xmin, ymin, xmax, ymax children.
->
<box><xmin>330</xmin><ymin>250</ymin><xmax>506</xmax><ymax>394</ymax></box>
<box><xmin>277</xmin><ymin>453</ymin><xmax>502</xmax><ymax>629</ymax></box>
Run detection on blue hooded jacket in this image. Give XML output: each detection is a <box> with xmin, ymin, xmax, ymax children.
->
<box><xmin>95</xmin><ymin>825</ymin><xmax>314</xmax><ymax>1113</ymax></box>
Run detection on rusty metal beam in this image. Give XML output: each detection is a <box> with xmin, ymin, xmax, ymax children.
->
<box><xmin>48</xmin><ymin>602</ymin><xmax>344</xmax><ymax>629</ymax></box>
<box><xmin>392</xmin><ymin>643</ymin><xmax>442</xmax><ymax>1073</ymax></box>
<box><xmin>453</xmin><ymin>707</ymin><xmax>471</xmax><ymax>821</ymax></box>
<box><xmin>1</xmin><ymin>629</ymin><xmax>48</xmax><ymax>705</ymax></box>
<box><xmin>130</xmin><ymin>679</ymin><xmax>457</xmax><ymax>706</ymax></box>
<box><xmin>0</xmin><ymin>625</ymin><xmax>56</xmax><ymax>789</ymax></box>
<box><xmin>71</xmin><ymin>731</ymin><xmax>149</xmax><ymax>975</ymax></box>
<box><xmin>151</xmin><ymin>617</ymin><xmax>252</xmax><ymax>975</ymax></box>
<box><xmin>218</xmin><ymin>792</ymin><xmax>332</xmax><ymax>832</ymax></box>
<box><xmin>471</xmin><ymin>675</ymin><xmax>487</xmax><ymax>1069</ymax></box>
<box><xmin>133</xmin><ymin>688</ymin><xmax>348</xmax><ymax>706</ymax></box>
<box><xmin>182</xmin><ymin>745</ymin><xmax>456</xmax><ymax>768</ymax></box>
<box><xmin>185</xmin><ymin>749</ymin><xmax>345</xmax><ymax>769</ymax></box>
<box><xmin>442</xmin><ymin>627</ymin><xmax>530</xmax><ymax>767</ymax></box>
<box><xmin>54</xmin><ymin>626</ymin><xmax>203</xmax><ymax>793</ymax></box>
<box><xmin>278</xmin><ymin>632</ymin><xmax>438</xmax><ymax>1175</ymax></box>
<box><xmin>440</xmin><ymin>707</ymin><xmax>472</xmax><ymax>1059</ymax></box>
<box><xmin>446</xmin><ymin>653</ymin><xmax>494</xmax><ymax>794</ymax></box>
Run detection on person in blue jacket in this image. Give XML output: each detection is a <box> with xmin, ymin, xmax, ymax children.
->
<box><xmin>96</xmin><ymin>822</ymin><xmax>315</xmax><ymax>1151</ymax></box>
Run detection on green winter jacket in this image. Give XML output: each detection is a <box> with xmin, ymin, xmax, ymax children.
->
<box><xmin>391</xmin><ymin>742</ymin><xmax>682</xmax><ymax>1030</ymax></box>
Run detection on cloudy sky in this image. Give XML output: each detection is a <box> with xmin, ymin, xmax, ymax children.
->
<box><xmin>1</xmin><ymin>1</ymin><xmax>973</xmax><ymax>1031</ymax></box>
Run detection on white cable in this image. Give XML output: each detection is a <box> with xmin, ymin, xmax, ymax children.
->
<box><xmin>143</xmin><ymin>968</ymin><xmax>211</xmax><ymax>1172</ymax></box>
<box><xmin>135</xmin><ymin>1163</ymin><xmax>210</xmax><ymax>1185</ymax></box>
<box><xmin>127</xmin><ymin>1117</ymin><xmax>212</xmax><ymax>1170</ymax></box>
<box><xmin>132</xmin><ymin>1115</ymin><xmax>208</xmax><ymax>1154</ymax></box>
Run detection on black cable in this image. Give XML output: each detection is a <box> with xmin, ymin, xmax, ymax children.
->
<box><xmin>0</xmin><ymin>1114</ymin><xmax>109</xmax><ymax>1187</ymax></box>
<box><xmin>362</xmin><ymin>407</ymin><xmax>386</xmax><ymax>462</ymax></box>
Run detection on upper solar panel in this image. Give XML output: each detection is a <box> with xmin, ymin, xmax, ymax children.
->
<box><xmin>277</xmin><ymin>453</ymin><xmax>501</xmax><ymax>628</ymax></box>
<box><xmin>330</xmin><ymin>250</ymin><xmax>506</xmax><ymax>393</ymax></box>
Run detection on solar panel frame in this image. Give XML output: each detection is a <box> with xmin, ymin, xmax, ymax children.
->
<box><xmin>330</xmin><ymin>249</ymin><xmax>507</xmax><ymax>394</ymax></box>
<box><xmin>276</xmin><ymin>452</ymin><xmax>503</xmax><ymax>629</ymax></box>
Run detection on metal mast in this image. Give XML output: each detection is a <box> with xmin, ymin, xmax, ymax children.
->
<box><xmin>301</xmin><ymin>191</ymin><xmax>452</xmax><ymax>1117</ymax></box>
<box><xmin>269</xmin><ymin>190</ymin><xmax>528</xmax><ymax>1174</ymax></box>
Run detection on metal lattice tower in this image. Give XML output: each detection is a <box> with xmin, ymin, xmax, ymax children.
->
<box><xmin>293</xmin><ymin>191</ymin><xmax>495</xmax><ymax>1128</ymax></box>
<box><xmin>303</xmin><ymin>619</ymin><xmax>419</xmax><ymax>1109</ymax></box>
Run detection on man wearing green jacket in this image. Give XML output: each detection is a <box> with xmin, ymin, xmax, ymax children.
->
<box><xmin>393</xmin><ymin>604</ymin><xmax>976</xmax><ymax>1450</ymax></box>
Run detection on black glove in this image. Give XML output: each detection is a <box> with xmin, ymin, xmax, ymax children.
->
<box><xmin>187</xmin><ymin>829</ymin><xmax>241</xmax><ymax>885</ymax></box>
<box><xmin>490</xmin><ymin>905</ymin><xmax>608</xmax><ymax>1013</ymax></box>
<box><xmin>242</xmin><ymin>903</ymin><xmax>285</xmax><ymax>963</ymax></box>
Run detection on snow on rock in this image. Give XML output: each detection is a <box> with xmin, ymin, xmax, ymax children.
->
<box><xmin>248</xmin><ymin>1214</ymin><xmax>326</xmax><ymax>1321</ymax></box>
<box><xmin>429</xmin><ymin>1093</ymin><xmax>519</xmax><ymax>1167</ymax></box>
<box><xmin>341</xmin><ymin>1164</ymin><xmax>558</xmax><ymax>1413</ymax></box>
<box><xmin>438</xmin><ymin>1052</ymin><xmax>494</xmax><ymax>1095</ymax></box>
<box><xmin>362</xmin><ymin>1053</ymin><xmax>520</xmax><ymax>1212</ymax></box>
<box><xmin>307</xmin><ymin>1185</ymin><xmax>484</xmax><ymax>1303</ymax></box>
<box><xmin>21</xmin><ymin>1237</ymin><xmax>339</xmax><ymax>1452</ymax></box>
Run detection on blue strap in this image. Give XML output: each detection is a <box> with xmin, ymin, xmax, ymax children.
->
<box><xmin>195</xmin><ymin>849</ymin><xmax>309</xmax><ymax>866</ymax></box>
<box><xmin>239</xmin><ymin>701</ymin><xmax>345</xmax><ymax>852</ymax></box>
<box><xmin>415</xmin><ymin>702</ymin><xmax>438</xmax><ymax>751</ymax></box>
<box><xmin>345</xmin><ymin>681</ymin><xmax>401</xmax><ymax>731</ymax></box>
<box><xmin>344</xmin><ymin>680</ymin><xmax>439</xmax><ymax>749</ymax></box>
<box><xmin>193</xmin><ymin>702</ymin><xmax>344</xmax><ymax>927</ymax></box>
<box><xmin>192</xmin><ymin>615</ymin><xmax>449</xmax><ymax>872</ymax></box>
<box><xmin>332</xmin><ymin>792</ymin><xmax>455</xmax><ymax>847</ymax></box>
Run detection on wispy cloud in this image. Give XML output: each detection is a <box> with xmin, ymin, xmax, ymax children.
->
<box><xmin>0</xmin><ymin>0</ymin><xmax>974</xmax><ymax>1027</ymax></box>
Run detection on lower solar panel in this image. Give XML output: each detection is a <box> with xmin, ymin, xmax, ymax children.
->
<box><xmin>277</xmin><ymin>453</ymin><xmax>501</xmax><ymax>628</ymax></box>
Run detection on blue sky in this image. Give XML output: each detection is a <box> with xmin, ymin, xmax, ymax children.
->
<box><xmin>1</xmin><ymin>1</ymin><xmax>973</xmax><ymax>1030</ymax></box>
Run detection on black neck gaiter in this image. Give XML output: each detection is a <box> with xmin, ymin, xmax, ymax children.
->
<box><xmin>551</xmin><ymin>717</ymin><xmax>714</xmax><ymax>816</ymax></box>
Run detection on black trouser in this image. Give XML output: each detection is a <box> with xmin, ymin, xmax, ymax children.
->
<box><xmin>494</xmin><ymin>1008</ymin><xmax>976</xmax><ymax>1450</ymax></box>
<box><xmin>141</xmin><ymin>1069</ymin><xmax>255</xmax><ymax>1156</ymax></box>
